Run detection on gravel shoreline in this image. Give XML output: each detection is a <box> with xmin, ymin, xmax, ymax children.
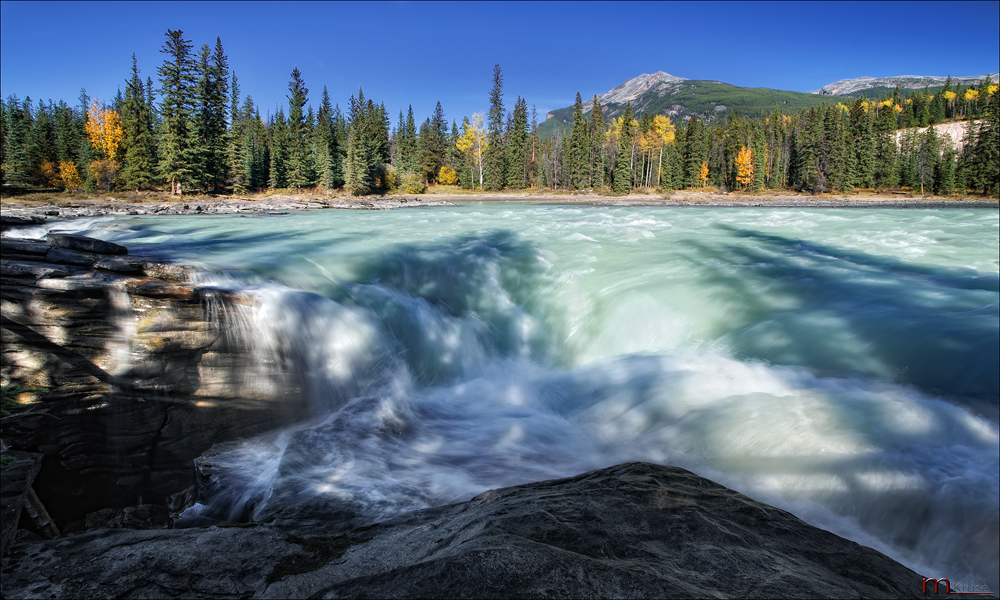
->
<box><xmin>2</xmin><ymin>191</ymin><xmax>996</xmax><ymax>228</ymax></box>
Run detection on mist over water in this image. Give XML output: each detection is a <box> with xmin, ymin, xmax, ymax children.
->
<box><xmin>51</xmin><ymin>205</ymin><xmax>999</xmax><ymax>591</ymax></box>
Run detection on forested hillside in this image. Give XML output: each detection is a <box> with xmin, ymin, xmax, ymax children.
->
<box><xmin>2</xmin><ymin>29</ymin><xmax>997</xmax><ymax>198</ymax></box>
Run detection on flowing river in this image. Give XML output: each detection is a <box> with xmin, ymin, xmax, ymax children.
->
<box><xmin>24</xmin><ymin>203</ymin><xmax>1000</xmax><ymax>592</ymax></box>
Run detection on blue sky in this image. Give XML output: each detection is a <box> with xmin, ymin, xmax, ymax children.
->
<box><xmin>2</xmin><ymin>1</ymin><xmax>998</xmax><ymax>126</ymax></box>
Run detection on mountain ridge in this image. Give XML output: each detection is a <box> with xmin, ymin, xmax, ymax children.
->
<box><xmin>538</xmin><ymin>70</ymin><xmax>998</xmax><ymax>140</ymax></box>
<box><xmin>811</xmin><ymin>72</ymin><xmax>998</xmax><ymax>96</ymax></box>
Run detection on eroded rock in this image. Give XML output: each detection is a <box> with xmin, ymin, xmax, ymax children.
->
<box><xmin>0</xmin><ymin>463</ymin><xmax>949</xmax><ymax>599</ymax></box>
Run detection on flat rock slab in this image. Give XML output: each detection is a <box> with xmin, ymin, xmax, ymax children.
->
<box><xmin>0</xmin><ymin>462</ymin><xmax>944</xmax><ymax>599</ymax></box>
<box><xmin>46</xmin><ymin>233</ymin><xmax>127</xmax><ymax>255</ymax></box>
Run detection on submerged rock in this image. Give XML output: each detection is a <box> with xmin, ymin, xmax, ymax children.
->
<box><xmin>0</xmin><ymin>462</ymin><xmax>945</xmax><ymax>599</ymax></box>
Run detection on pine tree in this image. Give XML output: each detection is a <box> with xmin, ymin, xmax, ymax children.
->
<box><xmin>157</xmin><ymin>29</ymin><xmax>196</xmax><ymax>194</ymax></box>
<box><xmin>873</xmin><ymin>100</ymin><xmax>899</xmax><ymax>189</ymax></box>
<box><xmin>316</xmin><ymin>87</ymin><xmax>335</xmax><ymax>189</ymax></box>
<box><xmin>849</xmin><ymin>99</ymin><xmax>875</xmax><ymax>188</ymax></box>
<box><xmin>507</xmin><ymin>96</ymin><xmax>529</xmax><ymax>189</ymax></box>
<box><xmin>568</xmin><ymin>92</ymin><xmax>589</xmax><ymax>189</ymax></box>
<box><xmin>484</xmin><ymin>64</ymin><xmax>506</xmax><ymax>190</ymax></box>
<box><xmin>285</xmin><ymin>67</ymin><xmax>313</xmax><ymax>188</ymax></box>
<box><xmin>588</xmin><ymin>96</ymin><xmax>606</xmax><ymax>189</ymax></box>
<box><xmin>269</xmin><ymin>108</ymin><xmax>289</xmax><ymax>189</ymax></box>
<box><xmin>2</xmin><ymin>96</ymin><xmax>30</xmax><ymax>185</ymax></box>
<box><xmin>121</xmin><ymin>54</ymin><xmax>156</xmax><ymax>190</ymax></box>
<box><xmin>612</xmin><ymin>102</ymin><xmax>635</xmax><ymax>194</ymax></box>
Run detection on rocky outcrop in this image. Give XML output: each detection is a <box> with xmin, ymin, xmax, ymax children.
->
<box><xmin>1</xmin><ymin>232</ymin><xmax>305</xmax><ymax>528</ymax></box>
<box><xmin>0</xmin><ymin>462</ymin><xmax>949</xmax><ymax>599</ymax></box>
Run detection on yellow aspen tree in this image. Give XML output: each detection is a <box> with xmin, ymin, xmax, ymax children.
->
<box><xmin>651</xmin><ymin>115</ymin><xmax>675</xmax><ymax>187</ymax></box>
<box><xmin>59</xmin><ymin>161</ymin><xmax>83</xmax><ymax>188</ymax></box>
<box><xmin>735</xmin><ymin>146</ymin><xmax>754</xmax><ymax>189</ymax></box>
<box><xmin>456</xmin><ymin>113</ymin><xmax>487</xmax><ymax>190</ymax></box>
<box><xmin>85</xmin><ymin>99</ymin><xmax>125</xmax><ymax>160</ymax></box>
<box><xmin>438</xmin><ymin>165</ymin><xmax>458</xmax><ymax>185</ymax></box>
<box><xmin>698</xmin><ymin>162</ymin><xmax>709</xmax><ymax>187</ymax></box>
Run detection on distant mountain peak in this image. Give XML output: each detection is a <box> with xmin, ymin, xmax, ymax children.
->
<box><xmin>593</xmin><ymin>71</ymin><xmax>688</xmax><ymax>108</ymax></box>
<box><xmin>811</xmin><ymin>73</ymin><xmax>998</xmax><ymax>96</ymax></box>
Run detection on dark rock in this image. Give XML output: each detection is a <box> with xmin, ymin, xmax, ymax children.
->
<box><xmin>0</xmin><ymin>237</ymin><xmax>50</xmax><ymax>256</ymax></box>
<box><xmin>0</xmin><ymin>259</ymin><xmax>71</xmax><ymax>279</ymax></box>
<box><xmin>0</xmin><ymin>463</ymin><xmax>947</xmax><ymax>599</ymax></box>
<box><xmin>46</xmin><ymin>246</ymin><xmax>100</xmax><ymax>266</ymax></box>
<box><xmin>0</xmin><ymin>450</ymin><xmax>43</xmax><ymax>558</ymax></box>
<box><xmin>93</xmin><ymin>255</ymin><xmax>146</xmax><ymax>274</ymax></box>
<box><xmin>0</xmin><ymin>214</ymin><xmax>44</xmax><ymax>229</ymax></box>
<box><xmin>47</xmin><ymin>233</ymin><xmax>128</xmax><ymax>255</ymax></box>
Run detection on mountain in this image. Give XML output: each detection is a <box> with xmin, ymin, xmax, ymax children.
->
<box><xmin>811</xmin><ymin>73</ymin><xmax>998</xmax><ymax>97</ymax></box>
<box><xmin>538</xmin><ymin>72</ymin><xmax>847</xmax><ymax>140</ymax></box>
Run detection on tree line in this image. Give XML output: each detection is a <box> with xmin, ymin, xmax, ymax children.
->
<box><xmin>2</xmin><ymin>29</ymin><xmax>997</xmax><ymax>197</ymax></box>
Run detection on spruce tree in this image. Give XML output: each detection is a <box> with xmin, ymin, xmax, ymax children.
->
<box><xmin>569</xmin><ymin>92</ymin><xmax>589</xmax><ymax>189</ymax></box>
<box><xmin>589</xmin><ymin>96</ymin><xmax>606</xmax><ymax>189</ymax></box>
<box><xmin>285</xmin><ymin>67</ymin><xmax>313</xmax><ymax>188</ymax></box>
<box><xmin>157</xmin><ymin>29</ymin><xmax>196</xmax><ymax>194</ymax></box>
<box><xmin>484</xmin><ymin>64</ymin><xmax>506</xmax><ymax>190</ymax></box>
<box><xmin>2</xmin><ymin>96</ymin><xmax>30</xmax><ymax>185</ymax></box>
<box><xmin>612</xmin><ymin>102</ymin><xmax>634</xmax><ymax>194</ymax></box>
<box><xmin>121</xmin><ymin>54</ymin><xmax>156</xmax><ymax>190</ymax></box>
<box><xmin>269</xmin><ymin>108</ymin><xmax>289</xmax><ymax>189</ymax></box>
<box><xmin>507</xmin><ymin>97</ymin><xmax>529</xmax><ymax>189</ymax></box>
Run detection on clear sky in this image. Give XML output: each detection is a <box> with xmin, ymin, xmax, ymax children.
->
<box><xmin>2</xmin><ymin>1</ymin><xmax>998</xmax><ymax>126</ymax></box>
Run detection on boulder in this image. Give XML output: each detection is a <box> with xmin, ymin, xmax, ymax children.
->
<box><xmin>46</xmin><ymin>233</ymin><xmax>128</xmax><ymax>255</ymax></box>
<box><xmin>0</xmin><ymin>463</ymin><xmax>948</xmax><ymax>599</ymax></box>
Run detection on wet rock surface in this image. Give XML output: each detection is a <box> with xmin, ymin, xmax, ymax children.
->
<box><xmin>0</xmin><ymin>463</ymin><xmax>948</xmax><ymax>599</ymax></box>
<box><xmin>1</xmin><ymin>232</ymin><xmax>305</xmax><ymax>529</ymax></box>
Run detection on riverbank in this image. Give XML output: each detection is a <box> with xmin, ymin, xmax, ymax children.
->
<box><xmin>1</xmin><ymin>189</ymin><xmax>996</xmax><ymax>226</ymax></box>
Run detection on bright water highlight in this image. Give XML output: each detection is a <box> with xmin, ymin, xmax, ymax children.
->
<box><xmin>38</xmin><ymin>204</ymin><xmax>1000</xmax><ymax>592</ymax></box>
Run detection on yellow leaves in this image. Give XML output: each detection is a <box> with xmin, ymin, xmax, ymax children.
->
<box><xmin>942</xmin><ymin>90</ymin><xmax>957</xmax><ymax>102</ymax></box>
<box><xmin>965</xmin><ymin>89</ymin><xmax>979</xmax><ymax>101</ymax></box>
<box><xmin>905</xmin><ymin>98</ymin><xmax>913</xmax><ymax>105</ymax></box>
<box><xmin>85</xmin><ymin>99</ymin><xmax>124</xmax><ymax>161</ymax></box>
<box><xmin>651</xmin><ymin>114</ymin><xmax>676</xmax><ymax>145</ymax></box>
<box><xmin>988</xmin><ymin>84</ymin><xmax>999</xmax><ymax>96</ymax></box>
<box><xmin>59</xmin><ymin>161</ymin><xmax>83</xmax><ymax>188</ymax></box>
<box><xmin>893</xmin><ymin>104</ymin><xmax>904</xmax><ymax>113</ymax></box>
<box><xmin>38</xmin><ymin>161</ymin><xmax>60</xmax><ymax>187</ymax></box>
<box><xmin>457</xmin><ymin>113</ymin><xmax>487</xmax><ymax>189</ymax></box>
<box><xmin>735</xmin><ymin>146</ymin><xmax>754</xmax><ymax>189</ymax></box>
<box><xmin>698</xmin><ymin>162</ymin><xmax>709</xmax><ymax>187</ymax></box>
<box><xmin>438</xmin><ymin>165</ymin><xmax>458</xmax><ymax>185</ymax></box>
<box><xmin>836</xmin><ymin>102</ymin><xmax>851</xmax><ymax>112</ymax></box>
<box><xmin>89</xmin><ymin>159</ymin><xmax>121</xmax><ymax>192</ymax></box>
<box><xmin>879</xmin><ymin>99</ymin><xmax>895</xmax><ymax>108</ymax></box>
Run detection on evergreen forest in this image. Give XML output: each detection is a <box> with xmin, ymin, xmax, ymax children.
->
<box><xmin>2</xmin><ymin>29</ymin><xmax>998</xmax><ymax>198</ymax></box>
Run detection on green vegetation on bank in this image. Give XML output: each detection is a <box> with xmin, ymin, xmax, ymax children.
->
<box><xmin>1</xmin><ymin>29</ymin><xmax>998</xmax><ymax>198</ymax></box>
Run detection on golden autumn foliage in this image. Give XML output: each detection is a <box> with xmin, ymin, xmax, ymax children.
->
<box><xmin>697</xmin><ymin>162</ymin><xmax>709</xmax><ymax>187</ymax></box>
<box><xmin>456</xmin><ymin>113</ymin><xmax>487</xmax><ymax>190</ymax></box>
<box><xmin>438</xmin><ymin>164</ymin><xmax>458</xmax><ymax>186</ymax></box>
<box><xmin>38</xmin><ymin>161</ymin><xmax>60</xmax><ymax>187</ymax></box>
<box><xmin>964</xmin><ymin>89</ymin><xmax>979</xmax><ymax>101</ymax></box>
<box><xmin>942</xmin><ymin>90</ymin><xmax>957</xmax><ymax>102</ymax></box>
<box><xmin>89</xmin><ymin>159</ymin><xmax>120</xmax><ymax>192</ymax></box>
<box><xmin>988</xmin><ymin>84</ymin><xmax>999</xmax><ymax>96</ymax></box>
<box><xmin>85</xmin><ymin>100</ymin><xmax>124</xmax><ymax>161</ymax></box>
<box><xmin>735</xmin><ymin>146</ymin><xmax>754</xmax><ymax>189</ymax></box>
<box><xmin>59</xmin><ymin>161</ymin><xmax>83</xmax><ymax>188</ymax></box>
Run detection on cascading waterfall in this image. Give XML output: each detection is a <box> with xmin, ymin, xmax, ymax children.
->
<box><xmin>54</xmin><ymin>205</ymin><xmax>999</xmax><ymax>593</ymax></box>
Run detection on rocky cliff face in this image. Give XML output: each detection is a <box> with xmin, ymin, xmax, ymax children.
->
<box><xmin>811</xmin><ymin>73</ymin><xmax>999</xmax><ymax>96</ymax></box>
<box><xmin>0</xmin><ymin>462</ymin><xmax>948</xmax><ymax>599</ymax></box>
<box><xmin>1</xmin><ymin>233</ymin><xmax>304</xmax><ymax>530</ymax></box>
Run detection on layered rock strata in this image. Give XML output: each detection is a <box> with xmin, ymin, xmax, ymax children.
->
<box><xmin>1</xmin><ymin>232</ymin><xmax>304</xmax><ymax>532</ymax></box>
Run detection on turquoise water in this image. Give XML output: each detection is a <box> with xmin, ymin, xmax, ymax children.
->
<box><xmin>27</xmin><ymin>204</ymin><xmax>1000</xmax><ymax>592</ymax></box>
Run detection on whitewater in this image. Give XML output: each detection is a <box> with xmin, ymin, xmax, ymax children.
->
<box><xmin>25</xmin><ymin>204</ymin><xmax>999</xmax><ymax>593</ymax></box>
